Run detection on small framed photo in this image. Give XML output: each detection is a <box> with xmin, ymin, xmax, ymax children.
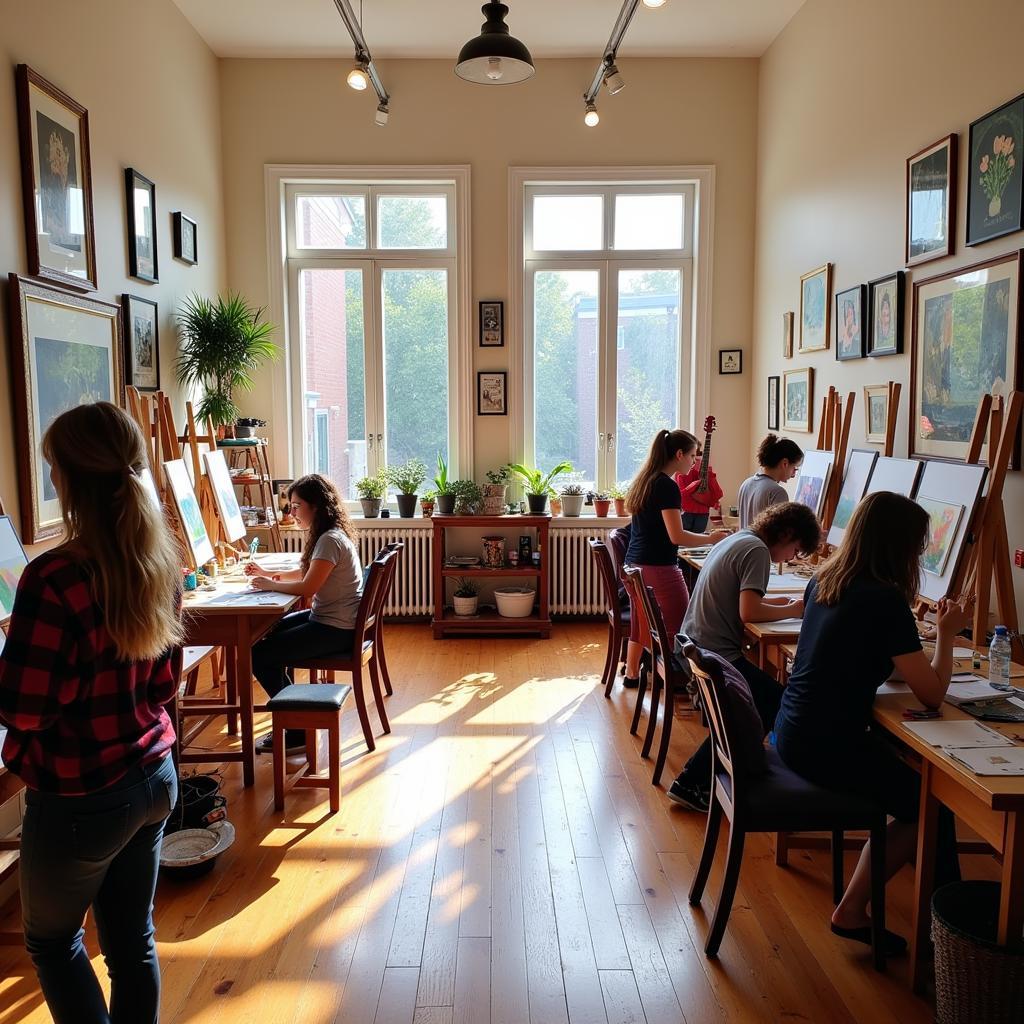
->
<box><xmin>718</xmin><ymin>349</ymin><xmax>742</xmax><ymax>374</ymax></box>
<box><xmin>864</xmin><ymin>384</ymin><xmax>890</xmax><ymax>444</ymax></box>
<box><xmin>835</xmin><ymin>284</ymin><xmax>866</xmax><ymax>361</ymax></box>
<box><xmin>125</xmin><ymin>168</ymin><xmax>158</xmax><ymax>282</ymax></box>
<box><xmin>479</xmin><ymin>300</ymin><xmax>504</xmax><ymax>347</ymax></box>
<box><xmin>967</xmin><ymin>93</ymin><xmax>1024</xmax><ymax>247</ymax></box>
<box><xmin>767</xmin><ymin>375</ymin><xmax>780</xmax><ymax>430</ymax></box>
<box><xmin>121</xmin><ymin>294</ymin><xmax>160</xmax><ymax>392</ymax></box>
<box><xmin>477</xmin><ymin>371</ymin><xmax>507</xmax><ymax>415</ymax></box>
<box><xmin>907</xmin><ymin>134</ymin><xmax>957</xmax><ymax>266</ymax></box>
<box><xmin>783</xmin><ymin>367</ymin><xmax>814</xmax><ymax>433</ymax></box>
<box><xmin>783</xmin><ymin>311</ymin><xmax>794</xmax><ymax>358</ymax></box>
<box><xmin>799</xmin><ymin>263</ymin><xmax>832</xmax><ymax>353</ymax></box>
<box><xmin>173</xmin><ymin>212</ymin><xmax>198</xmax><ymax>265</ymax></box>
<box><xmin>867</xmin><ymin>271</ymin><xmax>904</xmax><ymax>357</ymax></box>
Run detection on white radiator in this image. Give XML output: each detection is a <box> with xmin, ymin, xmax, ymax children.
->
<box><xmin>549</xmin><ymin>526</ymin><xmax>608</xmax><ymax>615</ymax></box>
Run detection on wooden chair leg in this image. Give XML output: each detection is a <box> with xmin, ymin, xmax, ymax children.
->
<box><xmin>368</xmin><ymin>655</ymin><xmax>390</xmax><ymax>735</ymax></box>
<box><xmin>226</xmin><ymin>652</ymin><xmax>238</xmax><ymax>736</ymax></box>
<box><xmin>273</xmin><ymin>719</ymin><xmax>286</xmax><ymax>811</ymax></box>
<box><xmin>641</xmin><ymin>671</ymin><xmax>662</xmax><ymax>758</ymax></box>
<box><xmin>775</xmin><ymin>831</ymin><xmax>790</xmax><ymax>867</ymax></box>
<box><xmin>376</xmin><ymin>627</ymin><xmax>394</xmax><ymax>697</ymax></box>
<box><xmin>630</xmin><ymin>653</ymin><xmax>649</xmax><ymax>737</ymax></box>
<box><xmin>706</xmin><ymin>823</ymin><xmax>746</xmax><ymax>957</ymax></box>
<box><xmin>328</xmin><ymin>718</ymin><xmax>341</xmax><ymax>813</ymax></box>
<box><xmin>351</xmin><ymin>664</ymin><xmax>375</xmax><ymax>752</ymax></box>
<box><xmin>306</xmin><ymin>729</ymin><xmax>318</xmax><ymax>774</ymax></box>
<box><xmin>831</xmin><ymin>830</ymin><xmax>845</xmax><ymax>905</ymax></box>
<box><xmin>602</xmin><ymin>623</ymin><xmax>617</xmax><ymax>698</ymax></box>
<box><xmin>653</xmin><ymin>679</ymin><xmax>674</xmax><ymax>787</ymax></box>
<box><xmin>869</xmin><ymin>821</ymin><xmax>887</xmax><ymax>972</ymax></box>
<box><xmin>689</xmin><ymin>795</ymin><xmax>723</xmax><ymax>905</ymax></box>
<box><xmin>619</xmin><ymin>633</ymin><xmax>628</xmax><ymax>673</ymax></box>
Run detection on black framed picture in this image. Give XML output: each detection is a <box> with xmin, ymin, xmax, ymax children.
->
<box><xmin>835</xmin><ymin>284</ymin><xmax>866</xmax><ymax>361</ymax></box>
<box><xmin>967</xmin><ymin>93</ymin><xmax>1024</xmax><ymax>246</ymax></box>
<box><xmin>718</xmin><ymin>349</ymin><xmax>742</xmax><ymax>374</ymax></box>
<box><xmin>125</xmin><ymin>167</ymin><xmax>158</xmax><ymax>282</ymax></box>
<box><xmin>121</xmin><ymin>294</ymin><xmax>160</xmax><ymax>392</ymax></box>
<box><xmin>479</xmin><ymin>300</ymin><xmax>503</xmax><ymax>347</ymax></box>
<box><xmin>767</xmin><ymin>376</ymin><xmax>780</xmax><ymax>430</ymax></box>
<box><xmin>906</xmin><ymin>134</ymin><xmax>957</xmax><ymax>267</ymax></box>
<box><xmin>867</xmin><ymin>271</ymin><xmax>904</xmax><ymax>357</ymax></box>
<box><xmin>477</xmin><ymin>371</ymin><xmax>507</xmax><ymax>415</ymax></box>
<box><xmin>173</xmin><ymin>212</ymin><xmax>197</xmax><ymax>265</ymax></box>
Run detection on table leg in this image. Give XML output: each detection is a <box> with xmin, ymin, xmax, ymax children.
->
<box><xmin>910</xmin><ymin>761</ymin><xmax>939</xmax><ymax>995</ymax></box>
<box><xmin>998</xmin><ymin>810</ymin><xmax>1024</xmax><ymax>944</ymax></box>
<box><xmin>236</xmin><ymin>618</ymin><xmax>255</xmax><ymax>787</ymax></box>
<box><xmin>225</xmin><ymin>646</ymin><xmax>238</xmax><ymax>736</ymax></box>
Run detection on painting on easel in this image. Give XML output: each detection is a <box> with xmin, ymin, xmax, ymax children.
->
<box><xmin>203</xmin><ymin>449</ymin><xmax>246</xmax><ymax>543</ymax></box>
<box><xmin>918</xmin><ymin>496</ymin><xmax>966</xmax><ymax>576</ymax></box>
<box><xmin>164</xmin><ymin>459</ymin><xmax>214</xmax><ymax>569</ymax></box>
<box><xmin>0</xmin><ymin>516</ymin><xmax>30</xmax><ymax>624</ymax></box>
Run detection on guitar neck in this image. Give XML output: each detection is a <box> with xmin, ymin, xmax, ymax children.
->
<box><xmin>698</xmin><ymin>434</ymin><xmax>712</xmax><ymax>489</ymax></box>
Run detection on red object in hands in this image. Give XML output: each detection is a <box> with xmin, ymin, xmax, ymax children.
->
<box><xmin>676</xmin><ymin>415</ymin><xmax>723</xmax><ymax>512</ymax></box>
<box><xmin>1015</xmin><ymin>548</ymin><xmax>1024</xmax><ymax>568</ymax></box>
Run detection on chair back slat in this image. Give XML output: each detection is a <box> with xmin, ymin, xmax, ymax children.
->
<box><xmin>589</xmin><ymin>539</ymin><xmax>623</xmax><ymax>629</ymax></box>
<box><xmin>679</xmin><ymin>639</ymin><xmax>738</xmax><ymax>785</ymax></box>
<box><xmin>631</xmin><ymin>570</ymin><xmax>675</xmax><ymax>681</ymax></box>
<box><xmin>354</xmin><ymin>553</ymin><xmax>390</xmax><ymax>643</ymax></box>
<box><xmin>621</xmin><ymin>566</ymin><xmax>652</xmax><ymax>653</ymax></box>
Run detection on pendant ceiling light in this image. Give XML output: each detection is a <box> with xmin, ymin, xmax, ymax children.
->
<box><xmin>455</xmin><ymin>2</ymin><xmax>535</xmax><ymax>85</ymax></box>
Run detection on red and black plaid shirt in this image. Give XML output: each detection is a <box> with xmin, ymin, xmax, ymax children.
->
<box><xmin>0</xmin><ymin>551</ymin><xmax>176</xmax><ymax>795</ymax></box>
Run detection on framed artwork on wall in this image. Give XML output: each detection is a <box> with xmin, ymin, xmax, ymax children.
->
<box><xmin>783</xmin><ymin>367</ymin><xmax>814</xmax><ymax>433</ymax></box>
<box><xmin>864</xmin><ymin>384</ymin><xmax>890</xmax><ymax>444</ymax></box>
<box><xmin>835</xmin><ymin>284</ymin><xmax>866</xmax><ymax>361</ymax></box>
<box><xmin>910</xmin><ymin>250</ymin><xmax>1022</xmax><ymax>465</ymax></box>
<box><xmin>173</xmin><ymin>212</ymin><xmax>198</xmax><ymax>265</ymax></box>
<box><xmin>477</xmin><ymin>371</ymin><xmax>507</xmax><ymax>415</ymax></box>
<box><xmin>967</xmin><ymin>93</ymin><xmax>1024</xmax><ymax>246</ymax></box>
<box><xmin>121</xmin><ymin>294</ymin><xmax>160</xmax><ymax>392</ymax></box>
<box><xmin>479</xmin><ymin>300</ymin><xmax>503</xmax><ymax>347</ymax></box>
<box><xmin>867</xmin><ymin>271</ymin><xmax>904</xmax><ymax>357</ymax></box>
<box><xmin>15</xmin><ymin>64</ymin><xmax>98</xmax><ymax>291</ymax></box>
<box><xmin>125</xmin><ymin>168</ymin><xmax>158</xmax><ymax>282</ymax></box>
<box><xmin>799</xmin><ymin>264</ymin><xmax>832</xmax><ymax>353</ymax></box>
<box><xmin>718</xmin><ymin>349</ymin><xmax>742</xmax><ymax>374</ymax></box>
<box><xmin>783</xmin><ymin>311</ymin><xmax>794</xmax><ymax>358</ymax></box>
<box><xmin>906</xmin><ymin>134</ymin><xmax>957</xmax><ymax>267</ymax></box>
<box><xmin>7</xmin><ymin>274</ymin><xmax>123</xmax><ymax>542</ymax></box>
<box><xmin>767</xmin><ymin>376</ymin><xmax>780</xmax><ymax>430</ymax></box>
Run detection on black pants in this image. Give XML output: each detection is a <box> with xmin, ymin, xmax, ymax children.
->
<box><xmin>251</xmin><ymin>610</ymin><xmax>354</xmax><ymax>700</ymax></box>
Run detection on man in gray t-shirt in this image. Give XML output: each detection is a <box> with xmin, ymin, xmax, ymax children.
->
<box><xmin>737</xmin><ymin>474</ymin><xmax>788</xmax><ymax>529</ymax></box>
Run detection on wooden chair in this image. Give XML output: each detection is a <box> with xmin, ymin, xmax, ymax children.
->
<box><xmin>589</xmin><ymin>540</ymin><xmax>630</xmax><ymax>699</ymax></box>
<box><xmin>679</xmin><ymin>639</ymin><xmax>890</xmax><ymax>969</ymax></box>
<box><xmin>285</xmin><ymin>551</ymin><xmax>394</xmax><ymax>752</ymax></box>
<box><xmin>620</xmin><ymin>568</ymin><xmax>658</xmax><ymax>741</ymax></box>
<box><xmin>376</xmin><ymin>541</ymin><xmax>404</xmax><ymax>697</ymax></box>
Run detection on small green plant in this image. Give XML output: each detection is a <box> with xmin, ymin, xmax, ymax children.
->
<box><xmin>421</xmin><ymin>489</ymin><xmax>436</xmax><ymax>502</ymax></box>
<box><xmin>561</xmin><ymin>483</ymin><xmax>584</xmax><ymax>496</ymax></box>
<box><xmin>433</xmin><ymin>453</ymin><xmax>454</xmax><ymax>495</ymax></box>
<box><xmin>451</xmin><ymin>479</ymin><xmax>482</xmax><ymax>514</ymax></box>
<box><xmin>507</xmin><ymin>461</ymin><xmax>573</xmax><ymax>496</ymax></box>
<box><xmin>355</xmin><ymin>471</ymin><xmax>387</xmax><ymax>500</ymax></box>
<box><xmin>453</xmin><ymin>577</ymin><xmax>480</xmax><ymax>598</ymax></box>
<box><xmin>607</xmin><ymin>482</ymin><xmax>627</xmax><ymax>499</ymax></box>
<box><xmin>485</xmin><ymin>465</ymin><xmax>511</xmax><ymax>486</ymax></box>
<box><xmin>387</xmin><ymin>457</ymin><xmax>427</xmax><ymax>495</ymax></box>
<box><xmin>593</xmin><ymin>491</ymin><xmax>610</xmax><ymax>501</ymax></box>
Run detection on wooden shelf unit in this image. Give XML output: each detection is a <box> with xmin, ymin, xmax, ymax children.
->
<box><xmin>431</xmin><ymin>514</ymin><xmax>552</xmax><ymax>638</ymax></box>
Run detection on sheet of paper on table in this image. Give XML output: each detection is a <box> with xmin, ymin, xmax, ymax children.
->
<box><xmin>945</xmin><ymin>746</ymin><xmax>1024</xmax><ymax>776</ymax></box>
<box><xmin>944</xmin><ymin>681</ymin><xmax>1012</xmax><ymax>707</ymax></box>
<box><xmin>902</xmin><ymin>719</ymin><xmax>1014</xmax><ymax>748</ymax></box>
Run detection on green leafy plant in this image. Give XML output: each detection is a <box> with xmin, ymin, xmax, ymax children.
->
<box><xmin>451</xmin><ymin>479</ymin><xmax>482</xmax><ymax>514</ymax></box>
<box><xmin>485</xmin><ymin>465</ymin><xmax>511</xmax><ymax>486</ymax></box>
<box><xmin>561</xmin><ymin>483</ymin><xmax>584</xmax><ymax>496</ymax></box>
<box><xmin>387</xmin><ymin>457</ymin><xmax>427</xmax><ymax>495</ymax></box>
<box><xmin>592</xmin><ymin>491</ymin><xmax>610</xmax><ymax>501</ymax></box>
<box><xmin>176</xmin><ymin>293</ymin><xmax>278</xmax><ymax>427</ymax></box>
<box><xmin>433</xmin><ymin>453</ymin><xmax>454</xmax><ymax>495</ymax></box>
<box><xmin>453</xmin><ymin>577</ymin><xmax>480</xmax><ymax>598</ymax></box>
<box><xmin>607</xmin><ymin>482</ymin><xmax>627</xmax><ymax>499</ymax></box>
<box><xmin>507</xmin><ymin>461</ymin><xmax>573</xmax><ymax>497</ymax></box>
<box><xmin>355</xmin><ymin>470</ymin><xmax>387</xmax><ymax>500</ymax></box>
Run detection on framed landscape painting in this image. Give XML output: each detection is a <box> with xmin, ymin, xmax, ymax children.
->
<box><xmin>967</xmin><ymin>93</ymin><xmax>1024</xmax><ymax>246</ymax></box>
<box><xmin>7</xmin><ymin>274</ymin><xmax>123</xmax><ymax>542</ymax></box>
<box><xmin>15</xmin><ymin>64</ymin><xmax>97</xmax><ymax>290</ymax></box>
<box><xmin>799</xmin><ymin>264</ymin><xmax>832</xmax><ymax>353</ymax></box>
<box><xmin>906</xmin><ymin>134</ymin><xmax>957</xmax><ymax>267</ymax></box>
<box><xmin>910</xmin><ymin>250</ymin><xmax>1022</xmax><ymax>464</ymax></box>
<box><xmin>867</xmin><ymin>271</ymin><xmax>904</xmax><ymax>357</ymax></box>
<box><xmin>121</xmin><ymin>294</ymin><xmax>160</xmax><ymax>391</ymax></box>
<box><xmin>783</xmin><ymin>367</ymin><xmax>814</xmax><ymax>433</ymax></box>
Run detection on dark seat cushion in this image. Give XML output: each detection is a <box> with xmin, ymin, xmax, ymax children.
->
<box><xmin>267</xmin><ymin>682</ymin><xmax>352</xmax><ymax>711</ymax></box>
<box><xmin>289</xmin><ymin>640</ymin><xmax>369</xmax><ymax>671</ymax></box>
<box><xmin>717</xmin><ymin>748</ymin><xmax>882</xmax><ymax>831</ymax></box>
<box><xmin>699</xmin><ymin>649</ymin><xmax>767</xmax><ymax>776</ymax></box>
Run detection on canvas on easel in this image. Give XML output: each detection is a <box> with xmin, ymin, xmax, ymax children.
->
<box><xmin>826</xmin><ymin>448</ymin><xmax>878</xmax><ymax>548</ymax></box>
<box><xmin>792</xmin><ymin>449</ymin><xmax>835</xmax><ymax>519</ymax></box>
<box><xmin>865</xmin><ymin>456</ymin><xmax>922</xmax><ymax>498</ymax></box>
<box><xmin>203</xmin><ymin>450</ymin><xmax>246</xmax><ymax>543</ymax></box>
<box><xmin>164</xmin><ymin>459</ymin><xmax>214</xmax><ymax>569</ymax></box>
<box><xmin>0</xmin><ymin>517</ymin><xmax>29</xmax><ymax>625</ymax></box>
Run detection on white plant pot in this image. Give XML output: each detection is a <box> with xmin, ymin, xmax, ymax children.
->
<box><xmin>494</xmin><ymin>587</ymin><xmax>535</xmax><ymax>618</ymax></box>
<box><xmin>453</xmin><ymin>594</ymin><xmax>478</xmax><ymax>616</ymax></box>
<box><xmin>560</xmin><ymin>493</ymin><xmax>585</xmax><ymax>517</ymax></box>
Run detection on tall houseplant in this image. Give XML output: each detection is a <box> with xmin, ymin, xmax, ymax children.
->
<box><xmin>176</xmin><ymin>293</ymin><xmax>277</xmax><ymax>429</ymax></box>
<box><xmin>507</xmin><ymin>461</ymin><xmax>573</xmax><ymax>513</ymax></box>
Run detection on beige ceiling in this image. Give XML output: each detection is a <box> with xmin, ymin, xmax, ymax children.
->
<box><xmin>171</xmin><ymin>0</ymin><xmax>805</xmax><ymax>59</ymax></box>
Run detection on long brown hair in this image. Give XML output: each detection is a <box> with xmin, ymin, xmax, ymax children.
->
<box><xmin>289</xmin><ymin>474</ymin><xmax>357</xmax><ymax>572</ymax></box>
<box><xmin>625</xmin><ymin>428</ymin><xmax>698</xmax><ymax>514</ymax></box>
<box><xmin>756</xmin><ymin>434</ymin><xmax>803</xmax><ymax>468</ymax></box>
<box><xmin>42</xmin><ymin>402</ymin><xmax>184</xmax><ymax>661</ymax></box>
<box><xmin>815</xmin><ymin>491</ymin><xmax>928</xmax><ymax>606</ymax></box>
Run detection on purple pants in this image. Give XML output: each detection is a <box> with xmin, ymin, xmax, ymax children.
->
<box><xmin>627</xmin><ymin>563</ymin><xmax>689</xmax><ymax>643</ymax></box>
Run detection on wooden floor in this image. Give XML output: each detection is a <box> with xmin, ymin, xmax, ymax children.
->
<box><xmin>0</xmin><ymin>623</ymin><xmax>987</xmax><ymax>1023</ymax></box>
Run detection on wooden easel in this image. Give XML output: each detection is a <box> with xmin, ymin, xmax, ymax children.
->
<box><xmin>815</xmin><ymin>386</ymin><xmax>855</xmax><ymax>536</ymax></box>
<box><xmin>883</xmin><ymin>381</ymin><xmax>902</xmax><ymax>457</ymax></box>
<box><xmin>125</xmin><ymin>386</ymin><xmax>166</xmax><ymax>497</ymax></box>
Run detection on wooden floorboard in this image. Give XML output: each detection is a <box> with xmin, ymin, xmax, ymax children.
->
<box><xmin>0</xmin><ymin>622</ymin><xmax>991</xmax><ymax>1023</ymax></box>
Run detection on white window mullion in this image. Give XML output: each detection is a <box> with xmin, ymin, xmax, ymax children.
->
<box><xmin>599</xmin><ymin>261</ymin><xmax>617</xmax><ymax>492</ymax></box>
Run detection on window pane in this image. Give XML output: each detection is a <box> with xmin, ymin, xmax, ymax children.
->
<box><xmin>377</xmin><ymin>196</ymin><xmax>448</xmax><ymax>248</ymax></box>
<box><xmin>298</xmin><ymin>268</ymin><xmax>366</xmax><ymax>499</ymax></box>
<box><xmin>613</xmin><ymin>194</ymin><xmax>684</xmax><ymax>250</ymax></box>
<box><xmin>534</xmin><ymin>270</ymin><xmax>599</xmax><ymax>490</ymax></box>
<box><xmin>381</xmin><ymin>269</ymin><xmax>449</xmax><ymax>477</ymax></box>
<box><xmin>532</xmin><ymin>195</ymin><xmax>603</xmax><ymax>251</ymax></box>
<box><xmin>295</xmin><ymin>195</ymin><xmax>366</xmax><ymax>248</ymax></box>
<box><xmin>615</xmin><ymin>269</ymin><xmax>681</xmax><ymax>485</ymax></box>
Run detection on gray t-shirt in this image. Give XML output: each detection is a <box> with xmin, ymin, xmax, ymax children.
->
<box><xmin>737</xmin><ymin>473</ymin><xmax>787</xmax><ymax>529</ymax></box>
<box><xmin>309</xmin><ymin>529</ymin><xmax>363</xmax><ymax>630</ymax></box>
<box><xmin>680</xmin><ymin>529</ymin><xmax>770</xmax><ymax>662</ymax></box>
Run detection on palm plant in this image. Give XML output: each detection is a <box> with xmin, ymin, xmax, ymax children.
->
<box><xmin>176</xmin><ymin>293</ymin><xmax>277</xmax><ymax>427</ymax></box>
<box><xmin>507</xmin><ymin>461</ymin><xmax>574</xmax><ymax>496</ymax></box>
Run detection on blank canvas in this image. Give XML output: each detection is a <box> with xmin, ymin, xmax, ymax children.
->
<box><xmin>864</xmin><ymin>456</ymin><xmax>922</xmax><ymax>498</ymax></box>
<box><xmin>827</xmin><ymin>448</ymin><xmax>879</xmax><ymax>547</ymax></box>
<box><xmin>203</xmin><ymin>450</ymin><xmax>246</xmax><ymax>543</ymax></box>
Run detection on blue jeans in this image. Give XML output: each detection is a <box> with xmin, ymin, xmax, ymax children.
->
<box><xmin>682</xmin><ymin>511</ymin><xmax>710</xmax><ymax>532</ymax></box>
<box><xmin>20</xmin><ymin>754</ymin><xmax>178</xmax><ymax>1024</ymax></box>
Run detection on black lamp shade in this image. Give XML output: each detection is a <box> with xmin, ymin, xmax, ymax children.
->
<box><xmin>455</xmin><ymin>2</ymin><xmax>535</xmax><ymax>85</ymax></box>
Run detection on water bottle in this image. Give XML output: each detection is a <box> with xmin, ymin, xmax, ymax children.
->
<box><xmin>989</xmin><ymin>626</ymin><xmax>1012</xmax><ymax>691</ymax></box>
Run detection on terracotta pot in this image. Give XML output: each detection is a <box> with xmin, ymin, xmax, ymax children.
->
<box><xmin>549</xmin><ymin>496</ymin><xmax>562</xmax><ymax>516</ymax></box>
<box><xmin>613</xmin><ymin>498</ymin><xmax>626</xmax><ymax>516</ymax></box>
<box><xmin>594</xmin><ymin>499</ymin><xmax>611</xmax><ymax>518</ymax></box>
<box><xmin>420</xmin><ymin>501</ymin><xmax>435</xmax><ymax>517</ymax></box>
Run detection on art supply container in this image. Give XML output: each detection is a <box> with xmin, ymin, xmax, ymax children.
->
<box><xmin>482</xmin><ymin>536</ymin><xmax>505</xmax><ymax>568</ymax></box>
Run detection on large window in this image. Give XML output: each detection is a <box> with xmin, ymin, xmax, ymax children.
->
<box><xmin>283</xmin><ymin>178</ymin><xmax>466</xmax><ymax>499</ymax></box>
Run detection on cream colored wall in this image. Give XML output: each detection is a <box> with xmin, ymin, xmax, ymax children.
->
<box><xmin>219</xmin><ymin>57</ymin><xmax>759</xmax><ymax>492</ymax></box>
<box><xmin>0</xmin><ymin>0</ymin><xmax>225</xmax><ymax>551</ymax></box>
<box><xmin>754</xmin><ymin>0</ymin><xmax>1024</xmax><ymax>621</ymax></box>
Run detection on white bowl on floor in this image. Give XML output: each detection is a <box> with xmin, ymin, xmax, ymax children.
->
<box><xmin>494</xmin><ymin>587</ymin><xmax>535</xmax><ymax>618</ymax></box>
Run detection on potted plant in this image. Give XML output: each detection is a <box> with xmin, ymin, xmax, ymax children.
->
<box><xmin>608</xmin><ymin>482</ymin><xmax>628</xmax><ymax>517</ymax></box>
<box><xmin>507</xmin><ymin>461</ymin><xmax>573</xmax><ymax>514</ymax></box>
<box><xmin>235</xmin><ymin>416</ymin><xmax>268</xmax><ymax>439</ymax></box>
<box><xmin>451</xmin><ymin>479</ymin><xmax>482</xmax><ymax>515</ymax></box>
<box><xmin>560</xmin><ymin>483</ymin><xmax>585</xmax><ymax>517</ymax></box>
<box><xmin>387</xmin><ymin>458</ymin><xmax>427</xmax><ymax>518</ymax></box>
<box><xmin>355</xmin><ymin>470</ymin><xmax>387</xmax><ymax>518</ymax></box>
<box><xmin>420</xmin><ymin>490</ymin><xmax>436</xmax><ymax>517</ymax></box>
<box><xmin>176</xmin><ymin>293</ymin><xmax>277</xmax><ymax>432</ymax></box>
<box><xmin>452</xmin><ymin>577</ymin><xmax>479</xmax><ymax>616</ymax></box>
<box><xmin>433</xmin><ymin>453</ymin><xmax>456</xmax><ymax>515</ymax></box>
<box><xmin>482</xmin><ymin>465</ymin><xmax>510</xmax><ymax>516</ymax></box>
<box><xmin>549</xmin><ymin>493</ymin><xmax>563</xmax><ymax>516</ymax></box>
<box><xmin>593</xmin><ymin>491</ymin><xmax>611</xmax><ymax>518</ymax></box>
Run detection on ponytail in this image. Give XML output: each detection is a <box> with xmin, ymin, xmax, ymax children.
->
<box><xmin>625</xmin><ymin>428</ymin><xmax>697</xmax><ymax>514</ymax></box>
<box><xmin>757</xmin><ymin>433</ymin><xmax>804</xmax><ymax>469</ymax></box>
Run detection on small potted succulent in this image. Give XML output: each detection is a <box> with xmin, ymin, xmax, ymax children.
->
<box><xmin>355</xmin><ymin>470</ymin><xmax>387</xmax><ymax>518</ymax></box>
<box><xmin>560</xmin><ymin>483</ymin><xmax>585</xmax><ymax>517</ymax></box>
<box><xmin>420</xmin><ymin>490</ymin><xmax>436</xmax><ymax>517</ymax></box>
<box><xmin>387</xmin><ymin>458</ymin><xmax>427</xmax><ymax>518</ymax></box>
<box><xmin>452</xmin><ymin>479</ymin><xmax>482</xmax><ymax>515</ymax></box>
<box><xmin>608</xmin><ymin>483</ymin><xmax>628</xmax><ymax>517</ymax></box>
<box><xmin>235</xmin><ymin>416</ymin><xmax>268</xmax><ymax>439</ymax></box>
<box><xmin>482</xmin><ymin>465</ymin><xmax>510</xmax><ymax>515</ymax></box>
<box><xmin>593</xmin><ymin>491</ymin><xmax>611</xmax><ymax>517</ymax></box>
<box><xmin>433</xmin><ymin>453</ymin><xmax>456</xmax><ymax>515</ymax></box>
<box><xmin>549</xmin><ymin>493</ymin><xmax>563</xmax><ymax>516</ymax></box>
<box><xmin>452</xmin><ymin>577</ymin><xmax>479</xmax><ymax>616</ymax></box>
<box><xmin>507</xmin><ymin>461</ymin><xmax>573</xmax><ymax>514</ymax></box>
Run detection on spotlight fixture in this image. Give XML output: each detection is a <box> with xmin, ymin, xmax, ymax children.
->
<box><xmin>374</xmin><ymin>103</ymin><xmax>389</xmax><ymax>126</ymax></box>
<box><xmin>455</xmin><ymin>2</ymin><xmax>535</xmax><ymax>85</ymax></box>
<box><xmin>581</xmin><ymin>0</ymin><xmax>648</xmax><ymax>125</ymax></box>
<box><xmin>642</xmin><ymin>0</ymin><xmax>668</xmax><ymax>8</ymax></box>
<box><xmin>584</xmin><ymin>102</ymin><xmax>600</xmax><ymax>128</ymax></box>
<box><xmin>347</xmin><ymin>61</ymin><xmax>369</xmax><ymax>90</ymax></box>
<box><xmin>603</xmin><ymin>62</ymin><xmax>625</xmax><ymax>95</ymax></box>
<box><xmin>333</xmin><ymin>0</ymin><xmax>391</xmax><ymax>121</ymax></box>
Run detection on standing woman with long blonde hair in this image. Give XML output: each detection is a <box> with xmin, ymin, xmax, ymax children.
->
<box><xmin>0</xmin><ymin>402</ymin><xmax>184</xmax><ymax>1024</ymax></box>
<box><xmin>621</xmin><ymin>429</ymin><xmax>729</xmax><ymax>688</ymax></box>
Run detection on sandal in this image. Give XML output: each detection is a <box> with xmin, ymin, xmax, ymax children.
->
<box><xmin>830</xmin><ymin>922</ymin><xmax>907</xmax><ymax>956</ymax></box>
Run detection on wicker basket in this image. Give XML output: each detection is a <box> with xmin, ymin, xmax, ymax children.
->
<box><xmin>932</xmin><ymin>881</ymin><xmax>1024</xmax><ymax>1024</ymax></box>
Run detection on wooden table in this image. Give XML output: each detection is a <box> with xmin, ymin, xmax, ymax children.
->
<box><xmin>678</xmin><ymin>550</ymin><xmax>811</xmax><ymax>595</ymax></box>
<box><xmin>181</xmin><ymin>561</ymin><xmax>298</xmax><ymax>786</ymax></box>
<box><xmin>744</xmin><ymin>618</ymin><xmax>802</xmax><ymax>673</ymax></box>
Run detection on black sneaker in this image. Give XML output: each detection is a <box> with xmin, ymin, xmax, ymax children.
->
<box><xmin>667</xmin><ymin>777</ymin><xmax>710</xmax><ymax>812</ymax></box>
<box><xmin>622</xmin><ymin>675</ymin><xmax>641</xmax><ymax>690</ymax></box>
<box><xmin>256</xmin><ymin>732</ymin><xmax>306</xmax><ymax>756</ymax></box>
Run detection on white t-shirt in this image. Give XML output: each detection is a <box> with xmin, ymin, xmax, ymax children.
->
<box><xmin>309</xmin><ymin>529</ymin><xmax>363</xmax><ymax>630</ymax></box>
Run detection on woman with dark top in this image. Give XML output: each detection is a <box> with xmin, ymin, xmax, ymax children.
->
<box><xmin>247</xmin><ymin>474</ymin><xmax>362</xmax><ymax>753</ymax></box>
<box><xmin>736</xmin><ymin>434</ymin><xmax>804</xmax><ymax>528</ymax></box>
<box><xmin>0</xmin><ymin>402</ymin><xmax>183</xmax><ymax>1024</ymax></box>
<box><xmin>775</xmin><ymin>491</ymin><xmax>969</xmax><ymax>954</ymax></box>
<box><xmin>621</xmin><ymin>429</ymin><xmax>729</xmax><ymax>688</ymax></box>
